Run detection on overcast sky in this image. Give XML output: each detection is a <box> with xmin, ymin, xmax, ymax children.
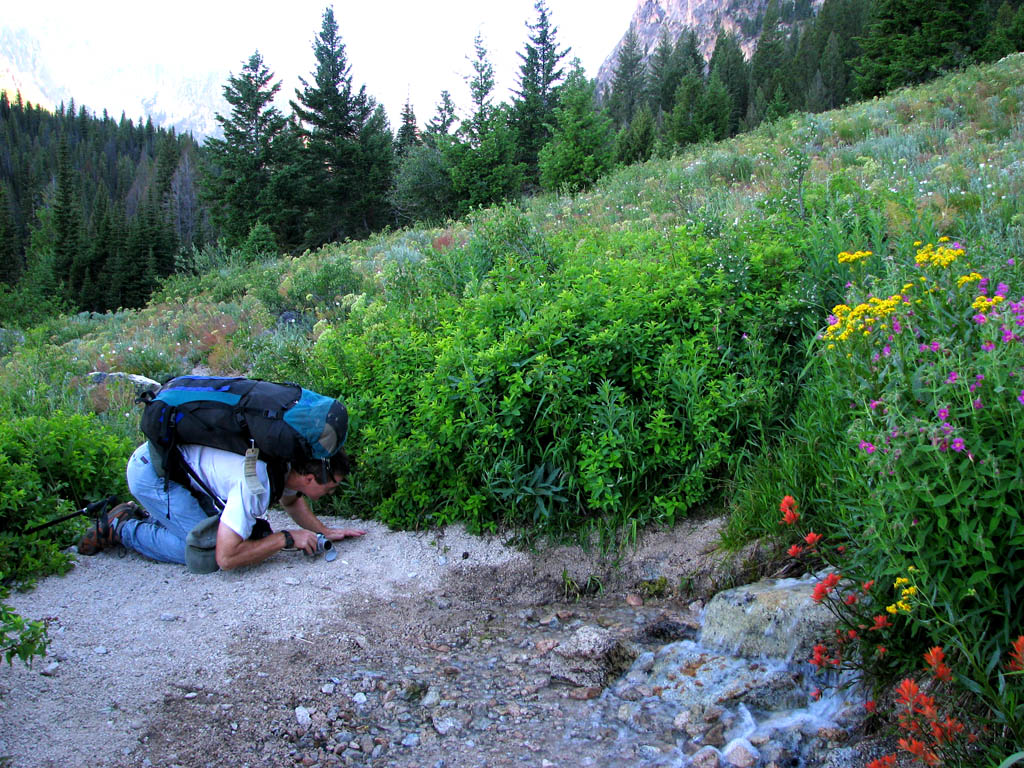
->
<box><xmin>6</xmin><ymin>0</ymin><xmax>636</xmax><ymax>126</ymax></box>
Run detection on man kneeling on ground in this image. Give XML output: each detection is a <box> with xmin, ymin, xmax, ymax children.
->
<box><xmin>78</xmin><ymin>443</ymin><xmax>365</xmax><ymax>570</ymax></box>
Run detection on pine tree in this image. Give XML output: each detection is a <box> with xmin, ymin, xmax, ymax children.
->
<box><xmin>511</xmin><ymin>0</ymin><xmax>571</xmax><ymax>186</ymax></box>
<box><xmin>703</xmin><ymin>71</ymin><xmax>731</xmax><ymax>141</ymax></box>
<box><xmin>979</xmin><ymin>2</ymin><xmax>1024</xmax><ymax>61</ymax></box>
<box><xmin>353</xmin><ymin>105</ymin><xmax>396</xmax><ymax>233</ymax></box>
<box><xmin>390</xmin><ymin>143</ymin><xmax>457</xmax><ymax>224</ymax></box>
<box><xmin>0</xmin><ymin>184</ymin><xmax>20</xmax><ymax>284</ymax></box>
<box><xmin>395</xmin><ymin>98</ymin><xmax>420</xmax><ymax>157</ymax></box>
<box><xmin>52</xmin><ymin>136</ymin><xmax>83</xmax><ymax>307</ymax></box>
<box><xmin>709</xmin><ymin>31</ymin><xmax>749</xmax><ymax>137</ymax></box>
<box><xmin>203</xmin><ymin>51</ymin><xmax>288</xmax><ymax>246</ymax></box>
<box><xmin>290</xmin><ymin>7</ymin><xmax>390</xmax><ymax>246</ymax></box>
<box><xmin>538</xmin><ymin>64</ymin><xmax>615</xmax><ymax>193</ymax></box>
<box><xmin>646</xmin><ymin>29</ymin><xmax>683</xmax><ymax>117</ymax></box>
<box><xmin>853</xmin><ymin>0</ymin><xmax>987</xmax><ymax>98</ymax></box>
<box><xmin>464</xmin><ymin>33</ymin><xmax>496</xmax><ymax>145</ymax></box>
<box><xmin>749</xmin><ymin>0</ymin><xmax>792</xmax><ymax>127</ymax></box>
<box><xmin>425</xmin><ymin>91</ymin><xmax>458</xmax><ymax>140</ymax></box>
<box><xmin>447</xmin><ymin>37</ymin><xmax>524</xmax><ymax>215</ymax></box>
<box><xmin>615</xmin><ymin>102</ymin><xmax>656</xmax><ymax>165</ymax></box>
<box><xmin>608</xmin><ymin>25</ymin><xmax>646</xmax><ymax>128</ymax></box>
<box><xmin>668</xmin><ymin>72</ymin><xmax>707</xmax><ymax>147</ymax></box>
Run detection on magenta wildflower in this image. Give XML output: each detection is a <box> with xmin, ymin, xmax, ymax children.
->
<box><xmin>930</xmin><ymin>341</ymin><xmax>941</xmax><ymax>352</ymax></box>
<box><xmin>997</xmin><ymin>282</ymin><xmax>1009</xmax><ymax>297</ymax></box>
<box><xmin>938</xmin><ymin>407</ymin><xmax>950</xmax><ymax>419</ymax></box>
<box><xmin>951</xmin><ymin>437</ymin><xmax>966</xmax><ymax>452</ymax></box>
<box><xmin>941</xmin><ymin>422</ymin><xmax>954</xmax><ymax>435</ymax></box>
<box><xmin>973</xmin><ymin>399</ymin><xmax>983</xmax><ymax>410</ymax></box>
<box><xmin>1009</xmin><ymin>258</ymin><xmax>1016</xmax><ymax>266</ymax></box>
<box><xmin>859</xmin><ymin>440</ymin><xmax>876</xmax><ymax>454</ymax></box>
<box><xmin>882</xmin><ymin>345</ymin><xmax>891</xmax><ymax>357</ymax></box>
<box><xmin>827</xmin><ymin>314</ymin><xmax>838</xmax><ymax>326</ymax></box>
<box><xmin>1018</xmin><ymin>390</ymin><xmax>1024</xmax><ymax>405</ymax></box>
<box><xmin>973</xmin><ymin>314</ymin><xmax>987</xmax><ymax>324</ymax></box>
<box><xmin>892</xmin><ymin>319</ymin><xmax>902</xmax><ymax>333</ymax></box>
<box><xmin>982</xmin><ymin>342</ymin><xmax>996</xmax><ymax>351</ymax></box>
<box><xmin>869</xmin><ymin>399</ymin><xmax>882</xmax><ymax>410</ymax></box>
<box><xmin>947</xmin><ymin>371</ymin><xmax>959</xmax><ymax>384</ymax></box>
<box><xmin>919</xmin><ymin>343</ymin><xmax>928</xmax><ymax>353</ymax></box>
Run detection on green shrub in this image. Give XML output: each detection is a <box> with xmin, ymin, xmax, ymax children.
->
<box><xmin>1</xmin><ymin>587</ymin><xmax>47</xmax><ymax>666</ymax></box>
<box><xmin>0</xmin><ymin>413</ymin><xmax>133</xmax><ymax>586</ymax></box>
<box><xmin>314</xmin><ymin>224</ymin><xmax>804</xmax><ymax>546</ymax></box>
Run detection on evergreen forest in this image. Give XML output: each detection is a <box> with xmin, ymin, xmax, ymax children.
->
<box><xmin>2</xmin><ymin>0</ymin><xmax>1023</xmax><ymax>323</ymax></box>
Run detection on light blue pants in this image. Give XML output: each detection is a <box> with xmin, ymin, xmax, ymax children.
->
<box><xmin>120</xmin><ymin>443</ymin><xmax>213</xmax><ymax>564</ymax></box>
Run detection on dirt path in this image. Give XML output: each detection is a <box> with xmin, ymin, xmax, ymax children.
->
<box><xmin>0</xmin><ymin>512</ymin><xmax>727</xmax><ymax>768</ymax></box>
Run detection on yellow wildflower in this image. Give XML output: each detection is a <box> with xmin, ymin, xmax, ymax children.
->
<box><xmin>915</xmin><ymin>241</ymin><xmax>964</xmax><ymax>268</ymax></box>
<box><xmin>972</xmin><ymin>295</ymin><xmax>1005</xmax><ymax>312</ymax></box>
<box><xmin>958</xmin><ymin>272</ymin><xmax>984</xmax><ymax>288</ymax></box>
<box><xmin>838</xmin><ymin>250</ymin><xmax>873</xmax><ymax>264</ymax></box>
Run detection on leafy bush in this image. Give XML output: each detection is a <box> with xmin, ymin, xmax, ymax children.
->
<box><xmin>252</xmin><ymin>254</ymin><xmax>362</xmax><ymax>317</ymax></box>
<box><xmin>1</xmin><ymin>587</ymin><xmax>47</xmax><ymax>666</ymax></box>
<box><xmin>0</xmin><ymin>413</ymin><xmax>133</xmax><ymax>586</ymax></box>
<box><xmin>314</xmin><ymin>222</ymin><xmax>804</xmax><ymax>546</ymax></box>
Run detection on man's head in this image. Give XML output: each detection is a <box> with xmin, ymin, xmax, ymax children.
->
<box><xmin>289</xmin><ymin>450</ymin><xmax>351</xmax><ymax>499</ymax></box>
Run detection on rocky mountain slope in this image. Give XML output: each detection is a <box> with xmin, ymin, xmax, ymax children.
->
<box><xmin>597</xmin><ymin>0</ymin><xmax>824</xmax><ymax>89</ymax></box>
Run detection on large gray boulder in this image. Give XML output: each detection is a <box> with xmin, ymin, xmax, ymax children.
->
<box><xmin>698</xmin><ymin>574</ymin><xmax>837</xmax><ymax>662</ymax></box>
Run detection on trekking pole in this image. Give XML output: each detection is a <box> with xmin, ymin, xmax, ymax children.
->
<box><xmin>23</xmin><ymin>495</ymin><xmax>119</xmax><ymax>535</ymax></box>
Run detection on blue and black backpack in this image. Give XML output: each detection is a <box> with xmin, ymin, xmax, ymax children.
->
<box><xmin>138</xmin><ymin>375</ymin><xmax>348</xmax><ymax>503</ymax></box>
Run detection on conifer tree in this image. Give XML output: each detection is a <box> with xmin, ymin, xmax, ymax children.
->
<box><xmin>446</xmin><ymin>36</ymin><xmax>524</xmax><ymax>215</ymax></box>
<box><xmin>615</xmin><ymin>102</ymin><xmax>656</xmax><ymax>165</ymax></box>
<box><xmin>290</xmin><ymin>7</ymin><xmax>392</xmax><ymax>245</ymax></box>
<box><xmin>511</xmin><ymin>0</ymin><xmax>571</xmax><ymax>187</ymax></box>
<box><xmin>668</xmin><ymin>72</ymin><xmax>708</xmax><ymax>147</ymax></box>
<box><xmin>608</xmin><ymin>25</ymin><xmax>646</xmax><ymax>128</ymax></box>
<box><xmin>703</xmin><ymin>71</ymin><xmax>731</xmax><ymax>141</ymax></box>
<box><xmin>853</xmin><ymin>0</ymin><xmax>987</xmax><ymax>98</ymax></box>
<box><xmin>979</xmin><ymin>2</ymin><xmax>1024</xmax><ymax>61</ymax></box>
<box><xmin>709</xmin><ymin>31</ymin><xmax>749</xmax><ymax>136</ymax></box>
<box><xmin>646</xmin><ymin>29</ymin><xmax>683</xmax><ymax>116</ymax></box>
<box><xmin>393</xmin><ymin>92</ymin><xmax>458</xmax><ymax>223</ymax></box>
<box><xmin>395</xmin><ymin>98</ymin><xmax>420</xmax><ymax>157</ymax></box>
<box><xmin>52</xmin><ymin>136</ymin><xmax>83</xmax><ymax>306</ymax></box>
<box><xmin>203</xmin><ymin>51</ymin><xmax>287</xmax><ymax>247</ymax></box>
<box><xmin>749</xmin><ymin>0</ymin><xmax>792</xmax><ymax>127</ymax></box>
<box><xmin>0</xmin><ymin>185</ymin><xmax>20</xmax><ymax>284</ymax></box>
<box><xmin>425</xmin><ymin>91</ymin><xmax>458</xmax><ymax>140</ymax></box>
<box><xmin>538</xmin><ymin>64</ymin><xmax>615</xmax><ymax>193</ymax></box>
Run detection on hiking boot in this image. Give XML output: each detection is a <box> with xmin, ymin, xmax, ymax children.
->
<box><xmin>76</xmin><ymin>501</ymin><xmax>146</xmax><ymax>555</ymax></box>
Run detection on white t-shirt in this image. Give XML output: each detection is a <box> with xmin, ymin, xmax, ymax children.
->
<box><xmin>178</xmin><ymin>445</ymin><xmax>273</xmax><ymax>540</ymax></box>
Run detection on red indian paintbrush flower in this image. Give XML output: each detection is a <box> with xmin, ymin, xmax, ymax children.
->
<box><xmin>869</xmin><ymin>614</ymin><xmax>891</xmax><ymax>631</ymax></box>
<box><xmin>804</xmin><ymin>531</ymin><xmax>822</xmax><ymax>547</ymax></box>
<box><xmin>923</xmin><ymin>646</ymin><xmax>952</xmax><ymax>682</ymax></box>
<box><xmin>779</xmin><ymin>496</ymin><xmax>799</xmax><ymax>525</ymax></box>
<box><xmin>1007</xmin><ymin>635</ymin><xmax>1024</xmax><ymax>672</ymax></box>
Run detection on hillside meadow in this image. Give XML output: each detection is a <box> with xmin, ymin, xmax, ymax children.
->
<box><xmin>2</xmin><ymin>54</ymin><xmax>1023</xmax><ymax>765</ymax></box>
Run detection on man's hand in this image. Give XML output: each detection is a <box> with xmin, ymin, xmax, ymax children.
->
<box><xmin>323</xmin><ymin>527</ymin><xmax>366</xmax><ymax>542</ymax></box>
<box><xmin>289</xmin><ymin>528</ymin><xmax>320</xmax><ymax>554</ymax></box>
